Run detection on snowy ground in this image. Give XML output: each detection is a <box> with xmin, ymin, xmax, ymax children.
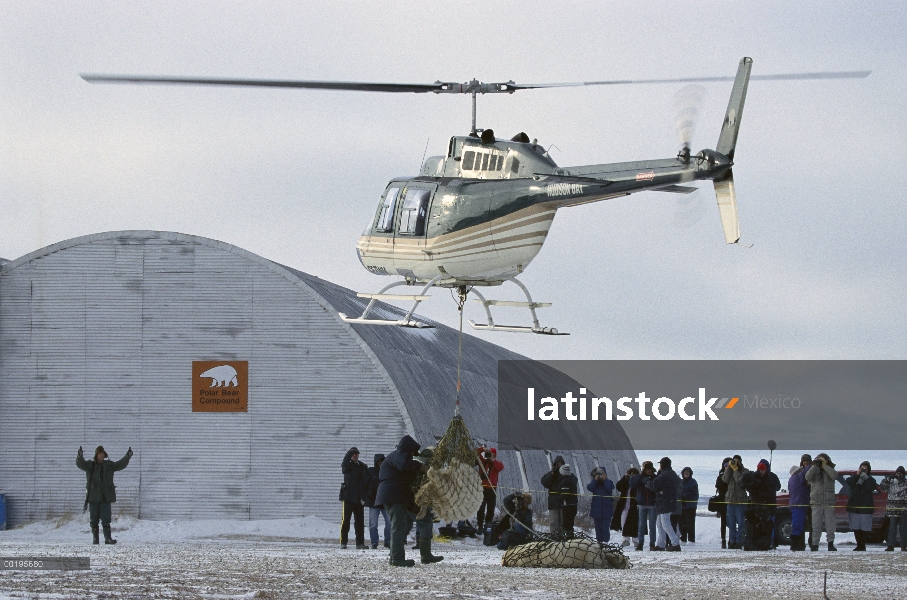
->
<box><xmin>1</xmin><ymin>513</ymin><xmax>905</xmax><ymax>599</ymax></box>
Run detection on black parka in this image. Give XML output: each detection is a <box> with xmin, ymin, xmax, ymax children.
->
<box><xmin>375</xmin><ymin>435</ymin><xmax>422</xmax><ymax>508</ymax></box>
<box><xmin>341</xmin><ymin>449</ymin><xmax>370</xmax><ymax>504</ymax></box>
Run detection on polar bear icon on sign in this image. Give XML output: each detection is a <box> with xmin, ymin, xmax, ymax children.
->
<box><xmin>199</xmin><ymin>365</ymin><xmax>239</xmax><ymax>387</ymax></box>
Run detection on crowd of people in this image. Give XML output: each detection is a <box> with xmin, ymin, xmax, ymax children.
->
<box><xmin>338</xmin><ymin>439</ymin><xmax>907</xmax><ymax>564</ymax></box>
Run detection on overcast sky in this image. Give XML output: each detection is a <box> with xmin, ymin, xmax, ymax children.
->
<box><xmin>2</xmin><ymin>2</ymin><xmax>904</xmax><ymax>361</ymax></box>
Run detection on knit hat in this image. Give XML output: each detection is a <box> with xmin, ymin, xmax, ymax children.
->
<box><xmin>659</xmin><ymin>456</ymin><xmax>672</xmax><ymax>469</ymax></box>
<box><xmin>789</xmin><ymin>466</ymin><xmax>799</xmax><ymax>476</ymax></box>
<box><xmin>816</xmin><ymin>453</ymin><xmax>835</xmax><ymax>468</ymax></box>
<box><xmin>489</xmin><ymin>447</ymin><xmax>497</xmax><ymax>456</ymax></box>
<box><xmin>560</xmin><ymin>464</ymin><xmax>572</xmax><ymax>476</ymax></box>
<box><xmin>800</xmin><ymin>454</ymin><xmax>812</xmax><ymax>464</ymax></box>
<box><xmin>859</xmin><ymin>460</ymin><xmax>871</xmax><ymax>474</ymax></box>
<box><xmin>94</xmin><ymin>446</ymin><xmax>108</xmax><ymax>459</ymax></box>
<box><xmin>757</xmin><ymin>459</ymin><xmax>770</xmax><ymax>472</ymax></box>
<box><xmin>591</xmin><ymin>467</ymin><xmax>606</xmax><ymax>478</ymax></box>
<box><xmin>552</xmin><ymin>455</ymin><xmax>566</xmax><ymax>467</ymax></box>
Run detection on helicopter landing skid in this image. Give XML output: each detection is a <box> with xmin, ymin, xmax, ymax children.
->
<box><xmin>339</xmin><ymin>276</ymin><xmax>442</xmax><ymax>329</ymax></box>
<box><xmin>467</xmin><ymin>278</ymin><xmax>569</xmax><ymax>335</ymax></box>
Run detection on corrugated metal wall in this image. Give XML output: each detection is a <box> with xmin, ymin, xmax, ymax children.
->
<box><xmin>0</xmin><ymin>232</ymin><xmax>408</xmax><ymax>525</ymax></box>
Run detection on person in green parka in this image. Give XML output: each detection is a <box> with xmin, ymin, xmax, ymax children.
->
<box><xmin>76</xmin><ymin>445</ymin><xmax>132</xmax><ymax>545</ymax></box>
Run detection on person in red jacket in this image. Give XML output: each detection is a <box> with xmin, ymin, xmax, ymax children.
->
<box><xmin>476</xmin><ymin>446</ymin><xmax>504</xmax><ymax>533</ymax></box>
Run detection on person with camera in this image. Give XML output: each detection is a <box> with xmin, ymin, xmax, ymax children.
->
<box><xmin>76</xmin><ymin>445</ymin><xmax>132</xmax><ymax>545</ymax></box>
<box><xmin>611</xmin><ymin>467</ymin><xmax>640</xmax><ymax>548</ymax></box>
<box><xmin>496</xmin><ymin>492</ymin><xmax>534</xmax><ymax>550</ymax></box>
<box><xmin>365</xmin><ymin>453</ymin><xmax>390</xmax><ymax>549</ymax></box>
<box><xmin>740</xmin><ymin>459</ymin><xmax>781</xmax><ymax>550</ymax></box>
<box><xmin>787</xmin><ymin>454</ymin><xmax>813</xmax><ymax>551</ymax></box>
<box><xmin>679</xmin><ymin>467</ymin><xmax>699</xmax><ymax>544</ymax></box>
<box><xmin>630</xmin><ymin>461</ymin><xmax>658</xmax><ymax>551</ymax></box>
<box><xmin>805</xmin><ymin>452</ymin><xmax>838</xmax><ymax>551</ymax></box>
<box><xmin>721</xmin><ymin>455</ymin><xmax>749</xmax><ymax>549</ymax></box>
<box><xmin>556</xmin><ymin>463</ymin><xmax>579</xmax><ymax>535</ymax></box>
<box><xmin>880</xmin><ymin>465</ymin><xmax>907</xmax><ymax>552</ymax></box>
<box><xmin>587</xmin><ymin>467</ymin><xmax>616</xmax><ymax>544</ymax></box>
<box><xmin>715</xmin><ymin>458</ymin><xmax>731</xmax><ymax>549</ymax></box>
<box><xmin>475</xmin><ymin>446</ymin><xmax>504</xmax><ymax>535</ymax></box>
<box><xmin>375</xmin><ymin>435</ymin><xmax>433</xmax><ymax>567</ymax></box>
<box><xmin>541</xmin><ymin>455</ymin><xmax>566</xmax><ymax>533</ymax></box>
<box><xmin>339</xmin><ymin>447</ymin><xmax>370</xmax><ymax>550</ymax></box>
<box><xmin>838</xmin><ymin>461</ymin><xmax>877</xmax><ymax>551</ymax></box>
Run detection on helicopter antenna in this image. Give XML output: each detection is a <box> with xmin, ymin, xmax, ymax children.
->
<box><xmin>419</xmin><ymin>137</ymin><xmax>430</xmax><ymax>169</ymax></box>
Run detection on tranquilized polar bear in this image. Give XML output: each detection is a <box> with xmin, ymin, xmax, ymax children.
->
<box><xmin>199</xmin><ymin>365</ymin><xmax>239</xmax><ymax>387</ymax></box>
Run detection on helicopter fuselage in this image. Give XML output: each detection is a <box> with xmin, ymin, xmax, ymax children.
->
<box><xmin>357</xmin><ymin>135</ymin><xmax>731</xmax><ymax>287</ymax></box>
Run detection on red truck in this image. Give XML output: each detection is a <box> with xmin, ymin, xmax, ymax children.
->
<box><xmin>774</xmin><ymin>469</ymin><xmax>898</xmax><ymax>546</ymax></box>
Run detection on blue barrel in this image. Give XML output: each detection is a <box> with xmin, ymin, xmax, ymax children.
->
<box><xmin>0</xmin><ymin>494</ymin><xmax>6</xmax><ymax>531</ymax></box>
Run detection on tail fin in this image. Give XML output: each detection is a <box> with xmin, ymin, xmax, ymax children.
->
<box><xmin>716</xmin><ymin>57</ymin><xmax>752</xmax><ymax>160</ymax></box>
<box><xmin>714</xmin><ymin>169</ymin><xmax>739</xmax><ymax>244</ymax></box>
<box><xmin>712</xmin><ymin>58</ymin><xmax>751</xmax><ymax>244</ymax></box>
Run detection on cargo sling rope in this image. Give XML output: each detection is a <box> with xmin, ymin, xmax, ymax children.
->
<box><xmin>413</xmin><ymin>287</ymin><xmax>484</xmax><ymax>521</ymax></box>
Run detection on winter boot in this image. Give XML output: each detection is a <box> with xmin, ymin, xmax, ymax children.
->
<box><xmin>828</xmin><ymin>541</ymin><xmax>837</xmax><ymax>551</ymax></box>
<box><xmin>853</xmin><ymin>531</ymin><xmax>866</xmax><ymax>551</ymax></box>
<box><xmin>790</xmin><ymin>534</ymin><xmax>801</xmax><ymax>551</ymax></box>
<box><xmin>419</xmin><ymin>538</ymin><xmax>444</xmax><ymax>564</ymax></box>
<box><xmin>721</xmin><ymin>539</ymin><xmax>726</xmax><ymax>549</ymax></box>
<box><xmin>810</xmin><ymin>543</ymin><xmax>819</xmax><ymax>551</ymax></box>
<box><xmin>389</xmin><ymin>559</ymin><xmax>415</xmax><ymax>567</ymax></box>
<box><xmin>885</xmin><ymin>545</ymin><xmax>894</xmax><ymax>551</ymax></box>
<box><xmin>91</xmin><ymin>525</ymin><xmax>100</xmax><ymax>545</ymax></box>
<box><xmin>102</xmin><ymin>523</ymin><xmax>117</xmax><ymax>545</ymax></box>
<box><xmin>634</xmin><ymin>543</ymin><xmax>643</xmax><ymax>551</ymax></box>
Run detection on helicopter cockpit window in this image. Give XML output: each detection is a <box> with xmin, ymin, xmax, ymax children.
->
<box><xmin>462</xmin><ymin>151</ymin><xmax>476</xmax><ymax>170</ymax></box>
<box><xmin>510</xmin><ymin>158</ymin><xmax>520</xmax><ymax>174</ymax></box>
<box><xmin>376</xmin><ymin>187</ymin><xmax>400</xmax><ymax>232</ymax></box>
<box><xmin>398</xmin><ymin>188</ymin><xmax>431</xmax><ymax>236</ymax></box>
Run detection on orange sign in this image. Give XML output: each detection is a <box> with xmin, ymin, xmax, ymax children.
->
<box><xmin>192</xmin><ymin>361</ymin><xmax>248</xmax><ymax>412</ymax></box>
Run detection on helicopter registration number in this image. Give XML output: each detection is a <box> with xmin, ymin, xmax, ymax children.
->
<box><xmin>635</xmin><ymin>171</ymin><xmax>656</xmax><ymax>181</ymax></box>
<box><xmin>546</xmin><ymin>183</ymin><xmax>585</xmax><ymax>197</ymax></box>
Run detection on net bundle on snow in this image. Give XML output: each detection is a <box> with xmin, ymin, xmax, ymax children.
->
<box><xmin>414</xmin><ymin>415</ymin><xmax>484</xmax><ymax>521</ymax></box>
<box><xmin>502</xmin><ymin>530</ymin><xmax>631</xmax><ymax>570</ymax></box>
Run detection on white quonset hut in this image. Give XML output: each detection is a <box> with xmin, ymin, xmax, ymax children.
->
<box><xmin>0</xmin><ymin>231</ymin><xmax>637</xmax><ymax>526</ymax></box>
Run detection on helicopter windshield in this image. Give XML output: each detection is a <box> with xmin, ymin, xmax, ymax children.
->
<box><xmin>375</xmin><ymin>187</ymin><xmax>400</xmax><ymax>232</ymax></box>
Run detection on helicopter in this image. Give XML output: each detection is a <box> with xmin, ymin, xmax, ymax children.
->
<box><xmin>82</xmin><ymin>58</ymin><xmax>869</xmax><ymax>334</ymax></box>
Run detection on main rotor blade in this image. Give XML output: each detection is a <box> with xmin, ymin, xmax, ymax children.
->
<box><xmin>81</xmin><ymin>69</ymin><xmax>871</xmax><ymax>95</ymax></box>
<box><xmin>512</xmin><ymin>70</ymin><xmax>871</xmax><ymax>90</ymax></box>
<box><xmin>80</xmin><ymin>74</ymin><xmax>445</xmax><ymax>93</ymax></box>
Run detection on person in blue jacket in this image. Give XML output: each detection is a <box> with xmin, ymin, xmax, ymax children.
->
<box><xmin>679</xmin><ymin>467</ymin><xmax>699</xmax><ymax>543</ymax></box>
<box><xmin>587</xmin><ymin>467</ymin><xmax>616</xmax><ymax>544</ymax></box>
<box><xmin>787</xmin><ymin>454</ymin><xmax>812</xmax><ymax>551</ymax></box>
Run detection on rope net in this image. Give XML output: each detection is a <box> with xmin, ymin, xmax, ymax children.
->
<box><xmin>501</xmin><ymin>530</ymin><xmax>631</xmax><ymax>569</ymax></box>
<box><xmin>414</xmin><ymin>415</ymin><xmax>483</xmax><ymax>522</ymax></box>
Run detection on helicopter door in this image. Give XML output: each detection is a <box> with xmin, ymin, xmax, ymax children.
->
<box><xmin>393</xmin><ymin>184</ymin><xmax>436</xmax><ymax>277</ymax></box>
